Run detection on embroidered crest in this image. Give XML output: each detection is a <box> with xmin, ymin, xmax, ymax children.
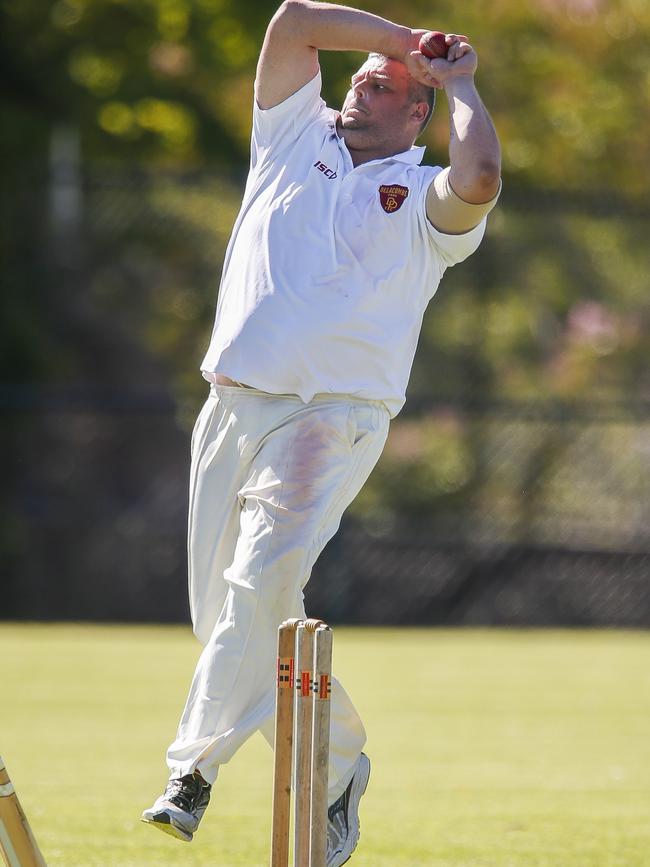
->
<box><xmin>378</xmin><ymin>184</ymin><xmax>409</xmax><ymax>214</ymax></box>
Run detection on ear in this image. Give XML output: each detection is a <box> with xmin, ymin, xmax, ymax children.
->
<box><xmin>411</xmin><ymin>100</ymin><xmax>429</xmax><ymax>126</ymax></box>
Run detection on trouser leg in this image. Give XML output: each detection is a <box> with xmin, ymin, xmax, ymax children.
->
<box><xmin>167</xmin><ymin>395</ymin><xmax>389</xmax><ymax>799</ymax></box>
<box><xmin>186</xmin><ymin>389</ymin><xmax>246</xmax><ymax>646</ymax></box>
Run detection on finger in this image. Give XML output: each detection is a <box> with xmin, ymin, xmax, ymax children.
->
<box><xmin>449</xmin><ymin>41</ymin><xmax>473</xmax><ymax>63</ymax></box>
<box><xmin>412</xmin><ymin>49</ymin><xmax>434</xmax><ymax>64</ymax></box>
<box><xmin>450</xmin><ymin>42</ymin><xmax>470</xmax><ymax>62</ymax></box>
<box><xmin>451</xmin><ymin>43</ymin><xmax>464</xmax><ymax>62</ymax></box>
<box><xmin>421</xmin><ymin>63</ymin><xmax>443</xmax><ymax>88</ymax></box>
<box><xmin>410</xmin><ymin>50</ymin><xmax>432</xmax><ymax>71</ymax></box>
<box><xmin>427</xmin><ymin>58</ymin><xmax>450</xmax><ymax>76</ymax></box>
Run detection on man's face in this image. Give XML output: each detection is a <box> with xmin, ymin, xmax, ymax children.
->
<box><xmin>338</xmin><ymin>57</ymin><xmax>423</xmax><ymax>155</ymax></box>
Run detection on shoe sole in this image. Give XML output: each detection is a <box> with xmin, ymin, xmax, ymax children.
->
<box><xmin>140</xmin><ymin>811</ymin><xmax>193</xmax><ymax>843</ymax></box>
<box><xmin>333</xmin><ymin>754</ymin><xmax>371</xmax><ymax>867</ymax></box>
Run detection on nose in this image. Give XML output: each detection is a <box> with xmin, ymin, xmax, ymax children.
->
<box><xmin>353</xmin><ymin>80</ymin><xmax>367</xmax><ymax>100</ymax></box>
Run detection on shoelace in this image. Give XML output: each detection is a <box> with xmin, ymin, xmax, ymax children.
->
<box><xmin>166</xmin><ymin>774</ymin><xmax>205</xmax><ymax>813</ymax></box>
<box><xmin>328</xmin><ymin>787</ymin><xmax>349</xmax><ymax>827</ymax></box>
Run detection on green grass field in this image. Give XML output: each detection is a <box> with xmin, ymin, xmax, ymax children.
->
<box><xmin>1</xmin><ymin>625</ymin><xmax>649</xmax><ymax>866</ymax></box>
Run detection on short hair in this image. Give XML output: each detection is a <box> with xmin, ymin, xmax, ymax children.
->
<box><xmin>366</xmin><ymin>53</ymin><xmax>436</xmax><ymax>136</ymax></box>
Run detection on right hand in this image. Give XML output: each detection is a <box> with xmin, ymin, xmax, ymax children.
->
<box><xmin>404</xmin><ymin>31</ymin><xmax>473</xmax><ymax>90</ymax></box>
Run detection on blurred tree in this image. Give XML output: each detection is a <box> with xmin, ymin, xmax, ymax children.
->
<box><xmin>1</xmin><ymin>0</ymin><xmax>648</xmax><ymax>182</ymax></box>
<box><xmin>1</xmin><ymin>0</ymin><xmax>649</xmax><ymax>538</ymax></box>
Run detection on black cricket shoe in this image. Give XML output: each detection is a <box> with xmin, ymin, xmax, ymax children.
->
<box><xmin>326</xmin><ymin>753</ymin><xmax>371</xmax><ymax>866</ymax></box>
<box><xmin>141</xmin><ymin>771</ymin><xmax>211</xmax><ymax>842</ymax></box>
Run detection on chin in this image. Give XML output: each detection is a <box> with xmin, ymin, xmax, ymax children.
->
<box><xmin>342</xmin><ymin>117</ymin><xmax>370</xmax><ymax>134</ymax></box>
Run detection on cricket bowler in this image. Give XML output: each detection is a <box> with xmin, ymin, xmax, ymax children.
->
<box><xmin>142</xmin><ymin>1</ymin><xmax>501</xmax><ymax>863</ymax></box>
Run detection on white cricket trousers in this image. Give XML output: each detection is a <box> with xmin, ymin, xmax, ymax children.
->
<box><xmin>166</xmin><ymin>383</ymin><xmax>390</xmax><ymax>803</ymax></box>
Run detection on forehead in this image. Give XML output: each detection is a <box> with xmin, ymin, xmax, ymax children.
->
<box><xmin>352</xmin><ymin>57</ymin><xmax>409</xmax><ymax>85</ymax></box>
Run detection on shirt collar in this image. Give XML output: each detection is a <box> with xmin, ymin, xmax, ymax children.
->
<box><xmin>340</xmin><ymin>142</ymin><xmax>426</xmax><ymax>170</ymax></box>
<box><xmin>388</xmin><ymin>145</ymin><xmax>426</xmax><ymax>165</ymax></box>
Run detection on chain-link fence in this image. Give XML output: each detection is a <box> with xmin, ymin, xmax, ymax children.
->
<box><xmin>2</xmin><ymin>157</ymin><xmax>649</xmax><ymax>625</ymax></box>
<box><xmin>3</xmin><ymin>392</ymin><xmax>648</xmax><ymax>625</ymax></box>
<box><xmin>313</xmin><ymin>409</ymin><xmax>650</xmax><ymax>626</ymax></box>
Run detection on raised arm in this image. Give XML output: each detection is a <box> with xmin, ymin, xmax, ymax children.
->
<box><xmin>417</xmin><ymin>37</ymin><xmax>501</xmax><ymax>233</ymax></box>
<box><xmin>256</xmin><ymin>0</ymin><xmax>414</xmax><ymax>110</ymax></box>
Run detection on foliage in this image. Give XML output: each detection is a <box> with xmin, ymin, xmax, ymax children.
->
<box><xmin>2</xmin><ymin>0</ymin><xmax>649</xmax><ymax>530</ymax></box>
<box><xmin>3</xmin><ymin>0</ymin><xmax>650</xmax><ymax>191</ymax></box>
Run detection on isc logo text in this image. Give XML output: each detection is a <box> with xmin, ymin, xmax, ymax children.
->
<box><xmin>313</xmin><ymin>161</ymin><xmax>337</xmax><ymax>179</ymax></box>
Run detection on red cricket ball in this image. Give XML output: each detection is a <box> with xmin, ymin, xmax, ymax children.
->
<box><xmin>418</xmin><ymin>31</ymin><xmax>448</xmax><ymax>60</ymax></box>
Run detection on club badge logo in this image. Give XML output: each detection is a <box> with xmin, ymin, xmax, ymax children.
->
<box><xmin>378</xmin><ymin>184</ymin><xmax>409</xmax><ymax>213</ymax></box>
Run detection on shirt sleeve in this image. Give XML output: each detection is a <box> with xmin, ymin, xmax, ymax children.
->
<box><xmin>251</xmin><ymin>69</ymin><xmax>327</xmax><ymax>168</ymax></box>
<box><xmin>416</xmin><ymin>166</ymin><xmax>489</xmax><ymax>268</ymax></box>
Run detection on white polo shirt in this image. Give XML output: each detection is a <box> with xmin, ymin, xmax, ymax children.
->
<box><xmin>201</xmin><ymin>69</ymin><xmax>488</xmax><ymax>416</ymax></box>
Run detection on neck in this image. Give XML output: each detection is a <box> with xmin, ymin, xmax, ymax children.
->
<box><xmin>336</xmin><ymin>120</ymin><xmax>414</xmax><ymax>167</ymax></box>
<box><xmin>346</xmin><ymin>139</ymin><xmax>413</xmax><ymax>168</ymax></box>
